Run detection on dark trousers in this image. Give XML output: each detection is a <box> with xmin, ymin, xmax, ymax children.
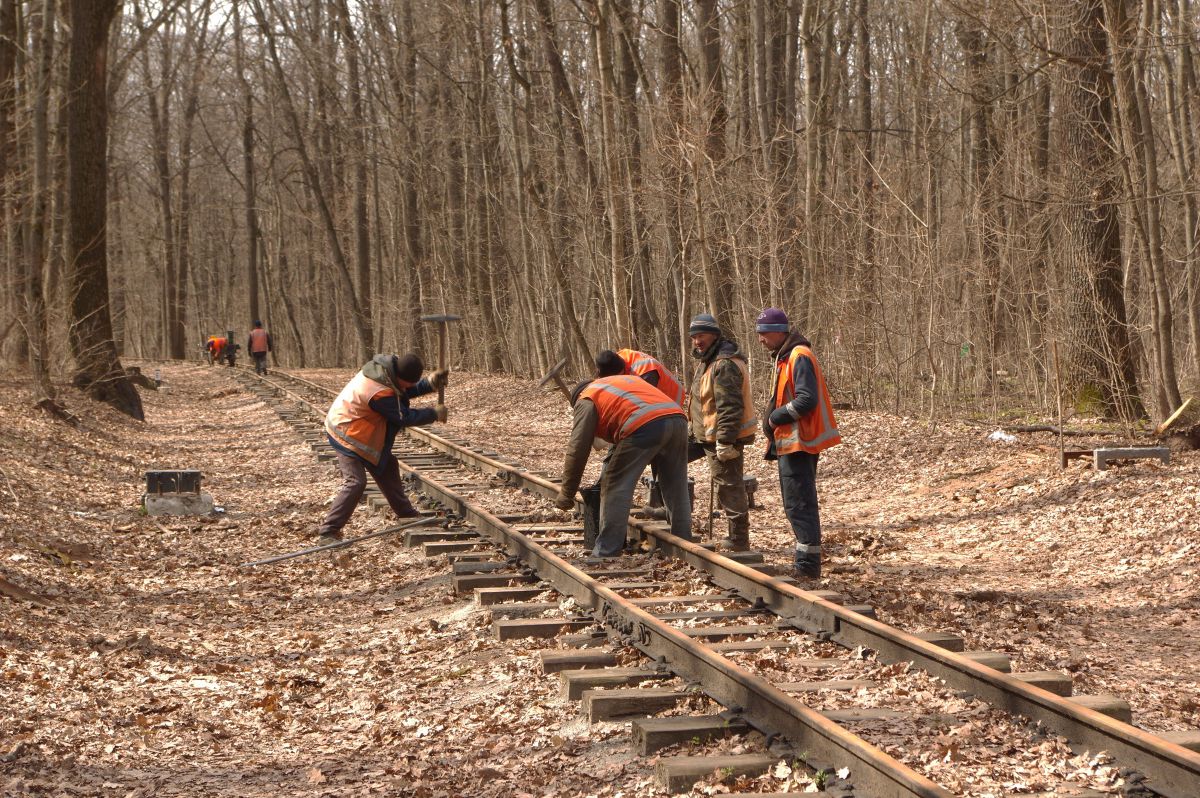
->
<box><xmin>778</xmin><ymin>451</ymin><xmax>821</xmax><ymax>567</ymax></box>
<box><xmin>597</xmin><ymin>416</ymin><xmax>691</xmax><ymax>557</ymax></box>
<box><xmin>319</xmin><ymin>452</ymin><xmax>417</xmax><ymax>536</ymax></box>
<box><xmin>703</xmin><ymin>445</ymin><xmax>749</xmax><ymax>541</ymax></box>
<box><xmin>252</xmin><ymin>351</ymin><xmax>268</xmax><ymax>374</ymax></box>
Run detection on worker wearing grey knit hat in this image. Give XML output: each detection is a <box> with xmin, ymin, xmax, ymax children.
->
<box><xmin>686</xmin><ymin>310</ymin><xmax>756</xmax><ymax>551</ymax></box>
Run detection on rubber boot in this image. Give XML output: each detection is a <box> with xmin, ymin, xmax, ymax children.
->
<box><xmin>718</xmin><ymin>518</ymin><xmax>750</xmax><ymax>552</ymax></box>
<box><xmin>793</xmin><ymin>556</ymin><xmax>821</xmax><ymax>580</ymax></box>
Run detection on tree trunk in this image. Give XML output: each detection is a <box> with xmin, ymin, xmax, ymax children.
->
<box><xmin>1054</xmin><ymin>0</ymin><xmax>1143</xmax><ymax>420</ymax></box>
<box><xmin>66</xmin><ymin>0</ymin><xmax>143</xmax><ymax>419</ymax></box>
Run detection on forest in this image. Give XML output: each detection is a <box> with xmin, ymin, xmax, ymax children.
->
<box><xmin>1</xmin><ymin>0</ymin><xmax>1198</xmax><ymax>422</ymax></box>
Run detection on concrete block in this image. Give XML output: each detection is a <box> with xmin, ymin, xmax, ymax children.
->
<box><xmin>1011</xmin><ymin>670</ymin><xmax>1072</xmax><ymax>696</ymax></box>
<box><xmin>143</xmin><ymin>492</ymin><xmax>214</xmax><ymax>516</ymax></box>
<box><xmin>560</xmin><ymin>667</ymin><xmax>662</xmax><ymax>700</ymax></box>
<box><xmin>657</xmin><ymin>748</ymin><xmax>768</xmax><ymax>787</ymax></box>
<box><xmin>539</xmin><ymin>649</ymin><xmax>617</xmax><ymax>674</ymax></box>
<box><xmin>1070</xmin><ymin>694</ymin><xmax>1133</xmax><ymax>723</ymax></box>
<box><xmin>583</xmin><ymin>687</ymin><xmax>684</xmax><ymax>721</ymax></box>
<box><xmin>637</xmin><ymin>716</ymin><xmax>752</xmax><ymax>757</ymax></box>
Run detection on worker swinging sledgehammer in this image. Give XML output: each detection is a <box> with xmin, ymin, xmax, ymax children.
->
<box><xmin>317</xmin><ymin>353</ymin><xmax>449</xmax><ymax>546</ymax></box>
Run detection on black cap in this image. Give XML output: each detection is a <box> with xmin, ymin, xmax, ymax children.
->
<box><xmin>594</xmin><ymin>350</ymin><xmax>625</xmax><ymax>377</ymax></box>
<box><xmin>253</xmin><ymin>320</ymin><xmax>263</xmax><ymax>327</ymax></box>
<box><xmin>392</xmin><ymin>353</ymin><xmax>424</xmax><ymax>383</ymax></box>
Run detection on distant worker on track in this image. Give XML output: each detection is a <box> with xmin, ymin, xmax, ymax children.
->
<box><xmin>247</xmin><ymin>321</ymin><xmax>273</xmax><ymax>375</ymax></box>
<box><xmin>554</xmin><ymin>375</ymin><xmax>691</xmax><ymax>557</ymax></box>
<box><xmin>755</xmin><ymin>308</ymin><xmax>841</xmax><ymax>580</ymax></box>
<box><xmin>686</xmin><ymin>312</ymin><xmax>757</xmax><ymax>552</ymax></box>
<box><xmin>205</xmin><ymin>336</ymin><xmax>227</xmax><ymax>366</ymax></box>
<box><xmin>318</xmin><ymin>354</ymin><xmax>449</xmax><ymax>546</ymax></box>
<box><xmin>594</xmin><ymin>348</ymin><xmax>685</xmax><ymax>407</ymax></box>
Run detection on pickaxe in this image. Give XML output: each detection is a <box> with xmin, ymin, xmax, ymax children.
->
<box><xmin>538</xmin><ymin>357</ymin><xmax>572</xmax><ymax>402</ymax></box>
<box><xmin>419</xmin><ymin>313</ymin><xmax>462</xmax><ymax>404</ymax></box>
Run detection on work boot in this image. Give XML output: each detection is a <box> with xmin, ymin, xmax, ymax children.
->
<box><xmin>718</xmin><ymin>518</ymin><xmax>750</xmax><ymax>552</ymax></box>
<box><xmin>317</xmin><ymin>530</ymin><xmax>344</xmax><ymax>547</ymax></box>
<box><xmin>793</xmin><ymin>558</ymin><xmax>821</xmax><ymax>580</ymax></box>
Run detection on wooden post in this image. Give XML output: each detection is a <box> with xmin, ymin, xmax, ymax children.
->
<box><xmin>1052</xmin><ymin>341</ymin><xmax>1064</xmax><ymax>469</ymax></box>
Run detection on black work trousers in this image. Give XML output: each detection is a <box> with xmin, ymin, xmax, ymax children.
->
<box><xmin>778</xmin><ymin>451</ymin><xmax>821</xmax><ymax>569</ymax></box>
<box><xmin>252</xmin><ymin>351</ymin><xmax>268</xmax><ymax>375</ymax></box>
<box><xmin>319</xmin><ymin>452</ymin><xmax>418</xmax><ymax>536</ymax></box>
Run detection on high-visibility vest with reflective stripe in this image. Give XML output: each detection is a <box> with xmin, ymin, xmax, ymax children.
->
<box><xmin>616</xmin><ymin>348</ymin><xmax>685</xmax><ymax>406</ymax></box>
<box><xmin>695</xmin><ymin>355</ymin><xmax>757</xmax><ymax>443</ymax></box>
<box><xmin>581</xmin><ymin>375</ymin><xmax>684</xmax><ymax>443</ymax></box>
<box><xmin>325</xmin><ymin>372</ymin><xmax>396</xmax><ymax>465</ymax></box>
<box><xmin>772</xmin><ymin>345</ymin><xmax>841</xmax><ymax>455</ymax></box>
<box><xmin>249</xmin><ymin>329</ymin><xmax>269</xmax><ymax>353</ymax></box>
<box><xmin>207</xmin><ymin>336</ymin><xmax>226</xmax><ymax>354</ymax></box>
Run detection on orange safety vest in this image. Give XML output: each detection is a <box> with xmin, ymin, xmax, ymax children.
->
<box><xmin>207</xmin><ymin>337</ymin><xmax>227</xmax><ymax>355</ymax></box>
<box><xmin>580</xmin><ymin>375</ymin><xmax>684</xmax><ymax>443</ymax></box>
<box><xmin>772</xmin><ymin>345</ymin><xmax>841</xmax><ymax>455</ymax></box>
<box><xmin>325</xmin><ymin>372</ymin><xmax>396</xmax><ymax>465</ymax></box>
<box><xmin>617</xmin><ymin>348</ymin><xmax>685</xmax><ymax>406</ymax></box>
<box><xmin>249</xmin><ymin>329</ymin><xmax>270</xmax><ymax>353</ymax></box>
<box><xmin>695</xmin><ymin>356</ymin><xmax>757</xmax><ymax>443</ymax></box>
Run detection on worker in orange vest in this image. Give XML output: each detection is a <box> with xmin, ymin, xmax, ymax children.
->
<box><xmin>756</xmin><ymin>308</ymin><xmax>841</xmax><ymax>579</ymax></box>
<box><xmin>555</xmin><ymin>375</ymin><xmax>691</xmax><ymax>557</ymax></box>
<box><xmin>247</xmin><ymin>320</ymin><xmax>273</xmax><ymax>375</ymax></box>
<box><xmin>318</xmin><ymin>353</ymin><xmax>448</xmax><ymax>546</ymax></box>
<box><xmin>205</xmin><ymin>336</ymin><xmax>226</xmax><ymax>366</ymax></box>
<box><xmin>594</xmin><ymin>349</ymin><xmax>685</xmax><ymax>407</ymax></box>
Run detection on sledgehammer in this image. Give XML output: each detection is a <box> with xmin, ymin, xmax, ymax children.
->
<box><xmin>419</xmin><ymin>313</ymin><xmax>462</xmax><ymax>404</ymax></box>
<box><xmin>538</xmin><ymin>357</ymin><xmax>572</xmax><ymax>402</ymax></box>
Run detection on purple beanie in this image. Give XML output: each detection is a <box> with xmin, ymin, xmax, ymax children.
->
<box><xmin>755</xmin><ymin>307</ymin><xmax>790</xmax><ymax>333</ymax></box>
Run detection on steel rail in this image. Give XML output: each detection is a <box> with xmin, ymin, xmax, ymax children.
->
<box><xmin>244</xmin><ymin>367</ymin><xmax>1200</xmax><ymax>797</ymax></box>
<box><xmin>396</xmin><ymin>457</ymin><xmax>952</xmax><ymax>798</ymax></box>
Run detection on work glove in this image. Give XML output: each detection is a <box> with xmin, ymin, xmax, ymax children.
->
<box><xmin>430</xmin><ymin>369</ymin><xmax>450</xmax><ymax>390</ymax></box>
<box><xmin>715</xmin><ymin>443</ymin><xmax>739</xmax><ymax>462</ymax></box>
<box><xmin>554</xmin><ymin>491</ymin><xmax>575</xmax><ymax>511</ymax></box>
<box><xmin>768</xmin><ymin>406</ymin><xmax>794</xmax><ymax>428</ymax></box>
<box><xmin>434</xmin><ymin>404</ymin><xmax>448</xmax><ymax>423</ymax></box>
<box><xmin>591</xmin><ymin>437</ymin><xmax>610</xmax><ymax>452</ymax></box>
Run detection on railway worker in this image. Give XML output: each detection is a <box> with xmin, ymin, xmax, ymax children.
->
<box><xmin>205</xmin><ymin>335</ymin><xmax>226</xmax><ymax>366</ymax></box>
<box><xmin>755</xmin><ymin>308</ymin><xmax>841</xmax><ymax>579</ymax></box>
<box><xmin>317</xmin><ymin>353</ymin><xmax>449</xmax><ymax>546</ymax></box>
<box><xmin>686</xmin><ymin>312</ymin><xmax>757</xmax><ymax>551</ymax></box>
<box><xmin>594</xmin><ymin>348</ymin><xmax>685</xmax><ymax>407</ymax></box>
<box><xmin>247</xmin><ymin>320</ymin><xmax>273</xmax><ymax>375</ymax></box>
<box><xmin>554</xmin><ymin>375</ymin><xmax>692</xmax><ymax>557</ymax></box>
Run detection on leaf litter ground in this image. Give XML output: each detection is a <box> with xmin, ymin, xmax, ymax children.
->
<box><xmin>1</xmin><ymin>363</ymin><xmax>1197</xmax><ymax>797</ymax></box>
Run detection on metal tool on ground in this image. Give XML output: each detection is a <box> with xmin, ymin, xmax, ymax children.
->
<box><xmin>419</xmin><ymin>313</ymin><xmax>462</xmax><ymax>405</ymax></box>
<box><xmin>240</xmin><ymin>516</ymin><xmax>441</xmax><ymax>567</ymax></box>
<box><xmin>538</xmin><ymin>357</ymin><xmax>572</xmax><ymax>402</ymax></box>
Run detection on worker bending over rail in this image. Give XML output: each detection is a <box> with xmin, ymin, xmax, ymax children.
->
<box><xmin>756</xmin><ymin>308</ymin><xmax>841</xmax><ymax>580</ymax></box>
<box><xmin>205</xmin><ymin>336</ymin><xmax>226</xmax><ymax>366</ymax></box>
<box><xmin>594</xmin><ymin>348</ymin><xmax>685</xmax><ymax>407</ymax></box>
<box><xmin>555</xmin><ymin>375</ymin><xmax>692</xmax><ymax>557</ymax></box>
<box><xmin>318</xmin><ymin>353</ymin><xmax>448</xmax><ymax>546</ymax></box>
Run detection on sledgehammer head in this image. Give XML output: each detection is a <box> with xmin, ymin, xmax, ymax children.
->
<box><xmin>539</xmin><ymin>358</ymin><xmax>573</xmax><ymax>402</ymax></box>
<box><xmin>538</xmin><ymin>358</ymin><xmax>569</xmax><ymax>388</ymax></box>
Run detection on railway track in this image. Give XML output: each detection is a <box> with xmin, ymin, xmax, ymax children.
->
<box><xmin>230</xmin><ymin>366</ymin><xmax>1200</xmax><ymax>797</ymax></box>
